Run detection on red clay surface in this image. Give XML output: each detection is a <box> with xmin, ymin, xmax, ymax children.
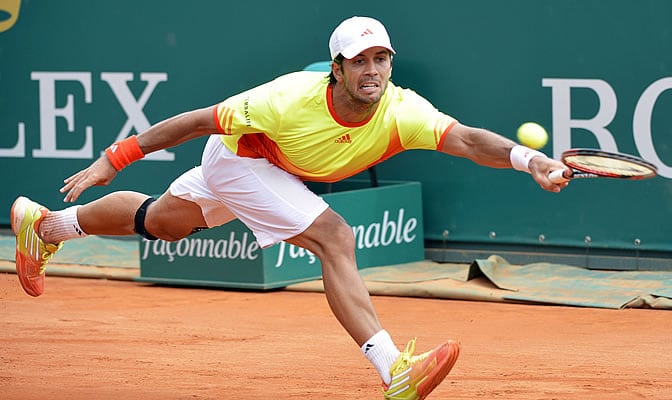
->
<box><xmin>1</xmin><ymin>273</ymin><xmax>670</xmax><ymax>400</ymax></box>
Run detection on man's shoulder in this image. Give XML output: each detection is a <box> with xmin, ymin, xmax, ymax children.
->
<box><xmin>384</xmin><ymin>82</ymin><xmax>437</xmax><ymax>113</ymax></box>
<box><xmin>386</xmin><ymin>81</ymin><xmax>426</xmax><ymax>101</ymax></box>
<box><xmin>271</xmin><ymin>71</ymin><xmax>330</xmax><ymax>89</ymax></box>
<box><xmin>257</xmin><ymin>71</ymin><xmax>329</xmax><ymax>105</ymax></box>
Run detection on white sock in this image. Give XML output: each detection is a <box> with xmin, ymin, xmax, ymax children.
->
<box><xmin>361</xmin><ymin>329</ymin><xmax>400</xmax><ymax>385</ymax></box>
<box><xmin>41</xmin><ymin>205</ymin><xmax>88</xmax><ymax>243</ymax></box>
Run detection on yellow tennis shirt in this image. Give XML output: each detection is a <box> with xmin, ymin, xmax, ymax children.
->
<box><xmin>214</xmin><ymin>71</ymin><xmax>457</xmax><ymax>182</ymax></box>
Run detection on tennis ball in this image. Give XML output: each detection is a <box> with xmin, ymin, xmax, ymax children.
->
<box><xmin>516</xmin><ymin>122</ymin><xmax>548</xmax><ymax>150</ymax></box>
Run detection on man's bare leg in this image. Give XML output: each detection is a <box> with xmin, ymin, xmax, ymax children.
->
<box><xmin>41</xmin><ymin>191</ymin><xmax>207</xmax><ymax>243</ymax></box>
<box><xmin>287</xmin><ymin>208</ymin><xmax>381</xmax><ymax>345</ymax></box>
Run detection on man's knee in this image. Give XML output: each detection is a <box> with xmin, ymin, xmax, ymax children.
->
<box><xmin>300</xmin><ymin>209</ymin><xmax>356</xmax><ymax>257</ymax></box>
<box><xmin>138</xmin><ymin>194</ymin><xmax>209</xmax><ymax>242</ymax></box>
<box><xmin>134</xmin><ymin>197</ymin><xmax>158</xmax><ymax>240</ymax></box>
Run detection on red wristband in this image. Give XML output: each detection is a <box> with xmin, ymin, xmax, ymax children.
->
<box><xmin>105</xmin><ymin>135</ymin><xmax>145</xmax><ymax>171</ymax></box>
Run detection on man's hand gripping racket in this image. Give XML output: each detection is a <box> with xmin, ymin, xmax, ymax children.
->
<box><xmin>549</xmin><ymin>148</ymin><xmax>658</xmax><ymax>183</ymax></box>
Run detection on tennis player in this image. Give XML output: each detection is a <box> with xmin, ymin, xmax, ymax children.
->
<box><xmin>11</xmin><ymin>16</ymin><xmax>569</xmax><ymax>399</ymax></box>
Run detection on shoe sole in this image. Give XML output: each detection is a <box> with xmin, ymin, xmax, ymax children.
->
<box><xmin>417</xmin><ymin>340</ymin><xmax>460</xmax><ymax>400</ymax></box>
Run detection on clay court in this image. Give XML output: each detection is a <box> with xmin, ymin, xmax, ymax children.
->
<box><xmin>2</xmin><ymin>270</ymin><xmax>670</xmax><ymax>400</ymax></box>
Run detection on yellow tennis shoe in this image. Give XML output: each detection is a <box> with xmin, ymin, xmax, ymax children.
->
<box><xmin>382</xmin><ymin>338</ymin><xmax>460</xmax><ymax>400</ymax></box>
<box><xmin>11</xmin><ymin>196</ymin><xmax>63</xmax><ymax>297</ymax></box>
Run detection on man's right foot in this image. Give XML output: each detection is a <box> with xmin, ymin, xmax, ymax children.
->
<box><xmin>382</xmin><ymin>338</ymin><xmax>460</xmax><ymax>400</ymax></box>
<box><xmin>10</xmin><ymin>196</ymin><xmax>63</xmax><ymax>297</ymax></box>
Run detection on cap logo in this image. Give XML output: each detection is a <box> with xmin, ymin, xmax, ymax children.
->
<box><xmin>361</xmin><ymin>28</ymin><xmax>374</xmax><ymax>37</ymax></box>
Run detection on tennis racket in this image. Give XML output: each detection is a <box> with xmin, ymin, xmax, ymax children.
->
<box><xmin>549</xmin><ymin>148</ymin><xmax>658</xmax><ymax>183</ymax></box>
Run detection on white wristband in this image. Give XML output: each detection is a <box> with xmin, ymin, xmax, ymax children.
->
<box><xmin>510</xmin><ymin>145</ymin><xmax>548</xmax><ymax>173</ymax></box>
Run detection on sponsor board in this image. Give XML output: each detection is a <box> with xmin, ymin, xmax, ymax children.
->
<box><xmin>137</xmin><ymin>180</ymin><xmax>424</xmax><ymax>289</ymax></box>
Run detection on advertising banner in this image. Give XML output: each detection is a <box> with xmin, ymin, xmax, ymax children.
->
<box><xmin>138</xmin><ymin>181</ymin><xmax>425</xmax><ymax>289</ymax></box>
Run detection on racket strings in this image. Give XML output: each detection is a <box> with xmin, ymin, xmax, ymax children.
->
<box><xmin>565</xmin><ymin>155</ymin><xmax>655</xmax><ymax>177</ymax></box>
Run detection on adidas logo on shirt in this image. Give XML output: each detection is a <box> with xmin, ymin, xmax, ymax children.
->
<box><xmin>335</xmin><ymin>134</ymin><xmax>352</xmax><ymax>144</ymax></box>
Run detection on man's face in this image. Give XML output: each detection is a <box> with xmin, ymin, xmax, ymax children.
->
<box><xmin>335</xmin><ymin>46</ymin><xmax>392</xmax><ymax>105</ymax></box>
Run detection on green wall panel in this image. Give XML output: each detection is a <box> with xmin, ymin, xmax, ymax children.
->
<box><xmin>1</xmin><ymin>1</ymin><xmax>671</xmax><ymax>256</ymax></box>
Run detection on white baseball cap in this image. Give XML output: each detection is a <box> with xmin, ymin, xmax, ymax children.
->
<box><xmin>329</xmin><ymin>16</ymin><xmax>396</xmax><ymax>60</ymax></box>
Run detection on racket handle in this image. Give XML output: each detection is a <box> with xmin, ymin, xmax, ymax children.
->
<box><xmin>549</xmin><ymin>169</ymin><xmax>570</xmax><ymax>184</ymax></box>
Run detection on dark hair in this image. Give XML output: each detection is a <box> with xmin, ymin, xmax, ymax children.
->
<box><xmin>327</xmin><ymin>52</ymin><xmax>394</xmax><ymax>84</ymax></box>
<box><xmin>328</xmin><ymin>54</ymin><xmax>344</xmax><ymax>84</ymax></box>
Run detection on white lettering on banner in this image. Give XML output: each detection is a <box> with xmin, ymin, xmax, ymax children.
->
<box><xmin>0</xmin><ymin>122</ymin><xmax>25</xmax><ymax>157</ymax></box>
<box><xmin>1</xmin><ymin>71</ymin><xmax>172</xmax><ymax>160</ymax></box>
<box><xmin>6</xmin><ymin>72</ymin><xmax>671</xmax><ymax>178</ymax></box>
<box><xmin>542</xmin><ymin>78</ymin><xmax>618</xmax><ymax>156</ymax></box>
<box><xmin>274</xmin><ymin>244</ymin><xmax>317</xmax><ymax>268</ymax></box>
<box><xmin>542</xmin><ymin>77</ymin><xmax>672</xmax><ymax>178</ymax></box>
<box><xmin>140</xmin><ymin>231</ymin><xmax>259</xmax><ymax>262</ymax></box>
<box><xmin>273</xmin><ymin>208</ymin><xmax>418</xmax><ymax>268</ymax></box>
<box><xmin>31</xmin><ymin>72</ymin><xmax>94</xmax><ymax>159</ymax></box>
<box><xmin>141</xmin><ymin>208</ymin><xmax>419</xmax><ymax>267</ymax></box>
<box><xmin>633</xmin><ymin>77</ymin><xmax>672</xmax><ymax>177</ymax></box>
<box><xmin>351</xmin><ymin>209</ymin><xmax>417</xmax><ymax>248</ymax></box>
<box><xmin>100</xmin><ymin>72</ymin><xmax>174</xmax><ymax>161</ymax></box>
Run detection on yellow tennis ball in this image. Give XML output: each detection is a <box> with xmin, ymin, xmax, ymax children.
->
<box><xmin>516</xmin><ymin>122</ymin><xmax>548</xmax><ymax>150</ymax></box>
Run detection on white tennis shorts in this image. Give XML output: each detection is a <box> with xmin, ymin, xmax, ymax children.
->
<box><xmin>168</xmin><ymin>135</ymin><xmax>329</xmax><ymax>248</ymax></box>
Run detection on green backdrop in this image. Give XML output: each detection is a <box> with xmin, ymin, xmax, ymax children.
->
<box><xmin>1</xmin><ymin>1</ymin><xmax>671</xmax><ymax>263</ymax></box>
